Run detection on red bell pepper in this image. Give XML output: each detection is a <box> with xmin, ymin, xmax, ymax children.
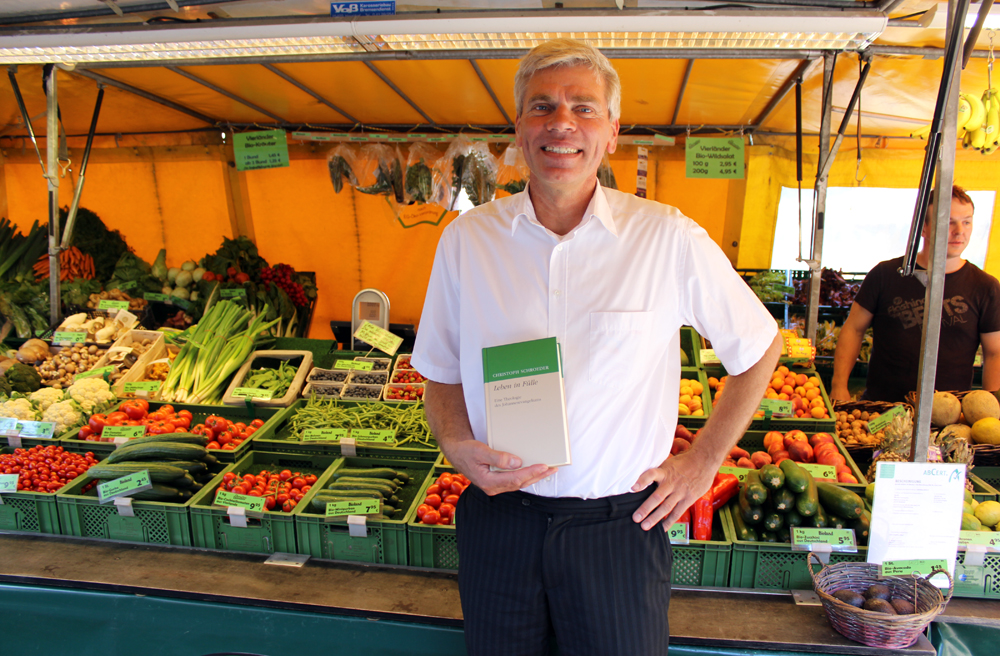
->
<box><xmin>692</xmin><ymin>489</ymin><xmax>714</xmax><ymax>541</ymax></box>
<box><xmin>711</xmin><ymin>473</ymin><xmax>740</xmax><ymax>511</ymax></box>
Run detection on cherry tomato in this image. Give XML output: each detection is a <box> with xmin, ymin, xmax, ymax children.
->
<box><xmin>247</xmin><ymin>490</ymin><xmax>263</xmax><ymax>497</ymax></box>
<box><xmin>279</xmin><ymin>470</ymin><xmax>293</xmax><ymax>482</ymax></box>
<box><xmin>232</xmin><ymin>485</ymin><xmax>248</xmax><ymax>495</ymax></box>
<box><xmin>450</xmin><ymin>482</ymin><xmax>465</xmax><ymax>495</ymax></box>
<box><xmin>416</xmin><ymin>504</ymin><xmax>431</xmax><ymax>520</ymax></box>
<box><xmin>422</xmin><ymin>510</ymin><xmax>441</xmax><ymax>524</ymax></box>
<box><xmin>426</xmin><ymin>484</ymin><xmax>442</xmax><ymax>496</ymax></box>
<box><xmin>439</xmin><ymin>502</ymin><xmax>455</xmax><ymax>518</ymax></box>
<box><xmin>276</xmin><ymin>493</ymin><xmax>290</xmax><ymax>504</ymax></box>
<box><xmin>444</xmin><ymin>494</ymin><xmax>460</xmax><ymax>505</ymax></box>
<box><xmin>264</xmin><ymin>496</ymin><xmax>276</xmax><ymax>510</ymax></box>
<box><xmin>424</xmin><ymin>494</ymin><xmax>442</xmax><ymax>509</ymax></box>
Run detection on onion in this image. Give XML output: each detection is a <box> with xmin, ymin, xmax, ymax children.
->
<box><xmin>0</xmin><ymin>358</ymin><xmax>16</xmax><ymax>374</ymax></box>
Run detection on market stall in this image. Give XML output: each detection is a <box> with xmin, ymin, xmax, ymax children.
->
<box><xmin>2</xmin><ymin>1</ymin><xmax>1000</xmax><ymax>654</ymax></box>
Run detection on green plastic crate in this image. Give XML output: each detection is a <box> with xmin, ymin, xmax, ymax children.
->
<box><xmin>679</xmin><ymin>326</ymin><xmax>702</xmax><ymax>369</ymax></box>
<box><xmin>677</xmin><ymin>368</ymin><xmax>711</xmax><ymax>430</ymax></box>
<box><xmin>59</xmin><ymin>401</ymin><xmax>280</xmax><ymax>462</ymax></box>
<box><xmin>954</xmin><ymin>549</ymin><xmax>1000</xmax><ymax>599</ymax></box>
<box><xmin>296</xmin><ymin>456</ymin><xmax>432</xmax><ymax>564</ymax></box>
<box><xmin>969</xmin><ymin>473</ymin><xmax>998</xmax><ymax>503</ymax></box>
<box><xmin>973</xmin><ymin>466</ymin><xmax>1000</xmax><ymax>491</ymax></box>
<box><xmin>55</xmin><ymin>459</ymin><xmax>224</xmax><ymax>546</ymax></box>
<box><xmin>407</xmin><ymin>464</ymin><xmax>459</xmax><ymax>570</ymax></box>
<box><xmin>188</xmin><ymin>451</ymin><xmax>337</xmax><ymax>554</ymax></box>
<box><xmin>724</xmin><ymin>505</ymin><xmax>867</xmax><ymax>590</ymax></box>
<box><xmin>252</xmin><ymin>398</ymin><xmax>439</xmax><ymax>461</ymax></box>
<box><xmin>707</xmin><ymin>366</ymin><xmax>836</xmax><ymax>433</ymax></box>
<box><xmin>738</xmin><ymin>431</ymin><xmax>868</xmax><ymax>485</ymax></box>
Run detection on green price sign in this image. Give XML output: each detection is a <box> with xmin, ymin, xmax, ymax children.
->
<box><xmin>234</xmin><ymin>129</ymin><xmax>290</xmax><ymax>171</ymax></box>
<box><xmin>799</xmin><ymin>464</ymin><xmax>837</xmax><ymax>480</ymax></box>
<box><xmin>353</xmin><ymin>321</ymin><xmax>404</xmax><ymax>356</ymax></box>
<box><xmin>791</xmin><ymin>527</ymin><xmax>857</xmax><ymax>550</ymax></box>
<box><xmin>718</xmin><ymin>466</ymin><xmax>749</xmax><ymax>482</ymax></box>
<box><xmin>53</xmin><ymin>331</ymin><xmax>87</xmax><ymax>344</ymax></box>
<box><xmin>75</xmin><ymin>366</ymin><xmax>115</xmax><ymax>381</ymax></box>
<box><xmin>123</xmin><ymin>381</ymin><xmax>161</xmax><ymax>394</ymax></box>
<box><xmin>0</xmin><ymin>417</ymin><xmax>19</xmax><ymax>436</ymax></box>
<box><xmin>231</xmin><ymin>387</ymin><xmax>274</xmax><ymax>400</ymax></box>
<box><xmin>0</xmin><ymin>473</ymin><xmax>19</xmax><ymax>493</ymax></box>
<box><xmin>301</xmin><ymin>428</ymin><xmax>348</xmax><ymax>442</ymax></box>
<box><xmin>144</xmin><ymin>293</ymin><xmax>170</xmax><ymax>303</ymax></box>
<box><xmin>699</xmin><ymin>348</ymin><xmax>719</xmax><ymax>364</ymax></box>
<box><xmin>668</xmin><ymin>523</ymin><xmax>689</xmax><ymax>544</ymax></box>
<box><xmin>220</xmin><ymin>288</ymin><xmax>247</xmax><ymax>299</ymax></box>
<box><xmin>352</xmin><ymin>429</ymin><xmax>396</xmax><ymax>445</ymax></box>
<box><xmin>685</xmin><ymin>137</ymin><xmax>745</xmax><ymax>179</ymax></box>
<box><xmin>759</xmin><ymin>399</ymin><xmax>794</xmax><ymax>417</ymax></box>
<box><xmin>959</xmin><ymin>531</ymin><xmax>1000</xmax><ymax>549</ymax></box>
<box><xmin>98</xmin><ymin>470</ymin><xmax>152</xmax><ymax>503</ymax></box>
<box><xmin>334</xmin><ymin>360</ymin><xmax>373</xmax><ymax>371</ymax></box>
<box><xmin>880</xmin><ymin>559</ymin><xmax>948</xmax><ymax>577</ymax></box>
<box><xmin>325</xmin><ymin>498</ymin><xmax>380</xmax><ymax>517</ymax></box>
<box><xmin>214</xmin><ymin>489</ymin><xmax>265</xmax><ymax>513</ymax></box>
<box><xmin>866</xmin><ymin>405</ymin><xmax>906</xmax><ymax>435</ymax></box>
<box><xmin>98</xmin><ymin>300</ymin><xmax>129</xmax><ymax>311</ymax></box>
<box><xmin>101</xmin><ymin>425</ymin><xmax>147</xmax><ymax>440</ymax></box>
<box><xmin>16</xmin><ymin>421</ymin><xmax>55</xmax><ymax>438</ymax></box>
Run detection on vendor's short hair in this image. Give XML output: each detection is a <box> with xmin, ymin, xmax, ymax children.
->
<box><xmin>514</xmin><ymin>39</ymin><xmax>622</xmax><ymax>121</ymax></box>
<box><xmin>925</xmin><ymin>184</ymin><xmax>975</xmax><ymax>223</ymax></box>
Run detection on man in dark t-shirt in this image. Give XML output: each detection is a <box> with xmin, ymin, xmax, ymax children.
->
<box><xmin>831</xmin><ymin>185</ymin><xmax>1000</xmax><ymax>403</ymax></box>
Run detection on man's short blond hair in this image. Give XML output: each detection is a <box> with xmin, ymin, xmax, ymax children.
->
<box><xmin>925</xmin><ymin>184</ymin><xmax>975</xmax><ymax>224</ymax></box>
<box><xmin>514</xmin><ymin>39</ymin><xmax>622</xmax><ymax>121</ymax></box>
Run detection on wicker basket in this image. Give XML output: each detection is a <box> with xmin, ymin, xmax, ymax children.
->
<box><xmin>902</xmin><ymin>390</ymin><xmax>1000</xmax><ymax>466</ymax></box>
<box><xmin>833</xmin><ymin>400</ymin><xmax>913</xmax><ymax>460</ymax></box>
<box><xmin>808</xmin><ymin>553</ymin><xmax>952</xmax><ymax>649</ymax></box>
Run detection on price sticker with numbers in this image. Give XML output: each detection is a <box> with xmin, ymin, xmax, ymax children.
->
<box><xmin>214</xmin><ymin>489</ymin><xmax>265</xmax><ymax>513</ymax></box>
<box><xmin>718</xmin><ymin>466</ymin><xmax>749</xmax><ymax>482</ymax></box>
<box><xmin>334</xmin><ymin>360</ymin><xmax>373</xmax><ymax>371</ymax></box>
<box><xmin>353</xmin><ymin>321</ymin><xmax>404</xmax><ymax>355</ymax></box>
<box><xmin>352</xmin><ymin>429</ymin><xmax>396</xmax><ymax>445</ymax></box>
<box><xmin>880</xmin><ymin>559</ymin><xmax>948</xmax><ymax>577</ymax></box>
<box><xmin>301</xmin><ymin>428</ymin><xmax>348</xmax><ymax>442</ymax></box>
<box><xmin>53</xmin><ymin>331</ymin><xmax>87</xmax><ymax>345</ymax></box>
<box><xmin>758</xmin><ymin>399</ymin><xmax>794</xmax><ymax>417</ymax></box>
<box><xmin>791</xmin><ymin>527</ymin><xmax>857</xmax><ymax>553</ymax></box>
<box><xmin>231</xmin><ymin>387</ymin><xmax>274</xmax><ymax>400</ymax></box>
<box><xmin>959</xmin><ymin>531</ymin><xmax>1000</xmax><ymax>550</ymax></box>
<box><xmin>326</xmin><ymin>498</ymin><xmax>380</xmax><ymax>518</ymax></box>
<box><xmin>98</xmin><ymin>471</ymin><xmax>153</xmax><ymax>504</ymax></box>
<box><xmin>668</xmin><ymin>523</ymin><xmax>689</xmax><ymax>544</ymax></box>
<box><xmin>0</xmin><ymin>417</ymin><xmax>19</xmax><ymax>437</ymax></box>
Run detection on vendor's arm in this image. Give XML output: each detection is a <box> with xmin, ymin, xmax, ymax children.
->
<box><xmin>981</xmin><ymin>331</ymin><xmax>1000</xmax><ymax>392</ymax></box>
<box><xmin>631</xmin><ymin>331</ymin><xmax>782</xmax><ymax>531</ymax></box>
<box><xmin>830</xmin><ymin>302</ymin><xmax>874</xmax><ymax>401</ymax></box>
<box><xmin>425</xmin><ymin>381</ymin><xmax>556</xmax><ymax>495</ymax></box>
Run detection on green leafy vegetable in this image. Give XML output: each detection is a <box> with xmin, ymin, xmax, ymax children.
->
<box><xmin>58</xmin><ymin>207</ymin><xmax>130</xmax><ymax>281</ymax></box>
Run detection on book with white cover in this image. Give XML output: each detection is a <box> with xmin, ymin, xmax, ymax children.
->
<box><xmin>482</xmin><ymin>337</ymin><xmax>571</xmax><ymax>468</ymax></box>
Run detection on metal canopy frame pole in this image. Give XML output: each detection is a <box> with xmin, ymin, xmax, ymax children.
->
<box><xmin>44</xmin><ymin>65</ymin><xmax>61</xmax><ymax>327</ymax></box>
<box><xmin>61</xmin><ymin>85</ymin><xmax>105</xmax><ymax>250</ymax></box>
<box><xmin>804</xmin><ymin>52</ymin><xmax>835</xmax><ymax>345</ymax></box>
<box><xmin>911</xmin><ymin>0</ymin><xmax>967</xmax><ymax>464</ymax></box>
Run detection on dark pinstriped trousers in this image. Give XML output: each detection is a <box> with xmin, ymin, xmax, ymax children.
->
<box><xmin>456</xmin><ymin>484</ymin><xmax>673</xmax><ymax>656</ymax></box>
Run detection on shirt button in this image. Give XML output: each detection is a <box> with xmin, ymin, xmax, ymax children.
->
<box><xmin>546</xmin><ymin>476</ymin><xmax>552</xmax><ymax>481</ymax></box>
<box><xmin>554</xmin><ymin>290</ymin><xmax>561</xmax><ymax>296</ymax></box>
<box><xmin>556</xmin><ymin>245</ymin><xmax>563</xmax><ymax>252</ymax></box>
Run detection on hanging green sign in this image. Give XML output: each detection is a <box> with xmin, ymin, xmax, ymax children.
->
<box><xmin>685</xmin><ymin>137</ymin><xmax>745</xmax><ymax>179</ymax></box>
<box><xmin>234</xmin><ymin>130</ymin><xmax>290</xmax><ymax>171</ymax></box>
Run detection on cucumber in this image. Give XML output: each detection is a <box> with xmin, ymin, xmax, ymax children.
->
<box><xmin>744</xmin><ymin>471</ymin><xmax>768</xmax><ymax>505</ymax></box>
<box><xmin>795</xmin><ymin>470</ymin><xmax>819</xmax><ymax>517</ymax></box>
<box><xmin>170</xmin><ymin>473</ymin><xmax>196</xmax><ymax>489</ymax></box>
<box><xmin>204</xmin><ymin>454</ymin><xmax>219</xmax><ymax>466</ymax></box>
<box><xmin>758</xmin><ymin>464</ymin><xmax>785</xmax><ymax>490</ymax></box>
<box><xmin>328</xmin><ymin>481</ymin><xmax>396</xmax><ymax>496</ymax></box>
<box><xmin>333</xmin><ymin>467</ymin><xmax>400</xmax><ymax>481</ymax></box>
<box><xmin>336</xmin><ymin>476</ymin><xmax>399</xmax><ymax>491</ymax></box>
<box><xmin>127</xmin><ymin>432</ymin><xmax>208</xmax><ymax>446</ymax></box>
<box><xmin>738</xmin><ymin>486</ymin><xmax>764</xmax><ymax>524</ymax></box>
<box><xmin>809</xmin><ymin>502</ymin><xmax>828</xmax><ymax>528</ymax></box>
<box><xmin>816</xmin><ymin>482</ymin><xmax>865</xmax><ymax>519</ymax></box>
<box><xmin>730</xmin><ymin>501</ymin><xmax>758</xmax><ymax>541</ymax></box>
<box><xmin>130</xmin><ymin>483</ymin><xmax>182</xmax><ymax>500</ymax></box>
<box><xmin>107</xmin><ymin>441</ymin><xmax>208</xmax><ymax>464</ymax></box>
<box><xmin>772</xmin><ymin>488</ymin><xmax>796</xmax><ymax>512</ymax></box>
<box><xmin>313</xmin><ymin>489</ymin><xmax>383</xmax><ymax>502</ymax></box>
<box><xmin>760</xmin><ymin>530</ymin><xmax>778</xmax><ymax>543</ymax></box>
<box><xmin>763</xmin><ymin>511</ymin><xmax>784</xmax><ymax>532</ymax></box>
<box><xmin>163</xmin><ymin>460</ymin><xmax>208</xmax><ymax>474</ymax></box>
<box><xmin>87</xmin><ymin>462</ymin><xmax>187</xmax><ymax>483</ymax></box>
<box><xmin>780</xmin><ymin>459</ymin><xmax>809</xmax><ymax>493</ymax></box>
<box><xmin>784</xmin><ymin>509</ymin><xmax>804</xmax><ymax>527</ymax></box>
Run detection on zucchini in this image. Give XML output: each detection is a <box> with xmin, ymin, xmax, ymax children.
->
<box><xmin>336</xmin><ymin>476</ymin><xmax>399</xmax><ymax>491</ymax></box>
<box><xmin>163</xmin><ymin>460</ymin><xmax>208</xmax><ymax>474</ymax></box>
<box><xmin>730</xmin><ymin>501</ymin><xmax>758</xmax><ymax>541</ymax></box>
<box><xmin>772</xmin><ymin>488</ymin><xmax>796</xmax><ymax>512</ymax></box>
<box><xmin>784</xmin><ymin>509</ymin><xmax>804</xmax><ymax>527</ymax></box>
<box><xmin>816</xmin><ymin>482</ymin><xmax>865</xmax><ymax>519</ymax></box>
<box><xmin>780</xmin><ymin>459</ymin><xmax>809</xmax><ymax>493</ymax></box>
<box><xmin>795</xmin><ymin>470</ymin><xmax>819</xmax><ymax>517</ymax></box>
<box><xmin>130</xmin><ymin>484</ymin><xmax>182</xmax><ymax>500</ymax></box>
<box><xmin>738</xmin><ymin>486</ymin><xmax>764</xmax><ymax>524</ymax></box>
<box><xmin>107</xmin><ymin>441</ymin><xmax>208</xmax><ymax>464</ymax></box>
<box><xmin>333</xmin><ymin>467</ymin><xmax>400</xmax><ymax>481</ymax></box>
<box><xmin>758</xmin><ymin>464</ymin><xmax>785</xmax><ymax>490</ymax></box>
<box><xmin>760</xmin><ymin>530</ymin><xmax>778</xmax><ymax>543</ymax></box>
<box><xmin>827</xmin><ymin>515</ymin><xmax>847</xmax><ymax>530</ymax></box>
<box><xmin>763</xmin><ymin>511</ymin><xmax>784</xmax><ymax>532</ymax></box>
<box><xmin>776</xmin><ymin>527</ymin><xmax>791</xmax><ymax>543</ymax></box>
<box><xmin>127</xmin><ymin>432</ymin><xmax>208</xmax><ymax>447</ymax></box>
<box><xmin>810</xmin><ymin>502</ymin><xmax>828</xmax><ymax>528</ymax></box>
<box><xmin>87</xmin><ymin>462</ymin><xmax>187</xmax><ymax>483</ymax></box>
<box><xmin>854</xmin><ymin>510</ymin><xmax>871</xmax><ymax>544</ymax></box>
<box><xmin>744</xmin><ymin>471</ymin><xmax>768</xmax><ymax>505</ymax></box>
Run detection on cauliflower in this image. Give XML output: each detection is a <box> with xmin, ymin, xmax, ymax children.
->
<box><xmin>67</xmin><ymin>378</ymin><xmax>116</xmax><ymax>413</ymax></box>
<box><xmin>29</xmin><ymin>387</ymin><xmax>65</xmax><ymax>412</ymax></box>
<box><xmin>42</xmin><ymin>400</ymin><xmax>83</xmax><ymax>435</ymax></box>
<box><xmin>0</xmin><ymin>398</ymin><xmax>40</xmax><ymax>421</ymax></box>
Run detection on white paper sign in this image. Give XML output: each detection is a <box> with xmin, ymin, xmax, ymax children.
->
<box><xmin>867</xmin><ymin>461</ymin><xmax>965</xmax><ymax>587</ymax></box>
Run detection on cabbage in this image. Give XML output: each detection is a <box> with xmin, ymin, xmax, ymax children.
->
<box><xmin>170</xmin><ymin>287</ymin><xmax>190</xmax><ymax>300</ymax></box>
<box><xmin>167</xmin><ymin>267</ymin><xmax>180</xmax><ymax>283</ymax></box>
<box><xmin>174</xmin><ymin>270</ymin><xmax>194</xmax><ymax>288</ymax></box>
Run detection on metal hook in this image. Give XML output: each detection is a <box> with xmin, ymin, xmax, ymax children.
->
<box><xmin>58</xmin><ymin>157</ymin><xmax>72</xmax><ymax>178</ymax></box>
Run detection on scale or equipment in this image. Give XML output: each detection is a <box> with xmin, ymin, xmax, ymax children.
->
<box><xmin>351</xmin><ymin>288</ymin><xmax>390</xmax><ymax>351</ymax></box>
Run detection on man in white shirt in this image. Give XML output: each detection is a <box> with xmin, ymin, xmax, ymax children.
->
<box><xmin>412</xmin><ymin>39</ymin><xmax>781</xmax><ymax>656</ymax></box>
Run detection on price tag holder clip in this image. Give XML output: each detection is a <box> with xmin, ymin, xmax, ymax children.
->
<box><xmin>114</xmin><ymin>497</ymin><xmax>135</xmax><ymax>517</ymax></box>
<box><xmin>347</xmin><ymin>515</ymin><xmax>368</xmax><ymax>538</ymax></box>
<box><xmin>340</xmin><ymin>436</ymin><xmax>357</xmax><ymax>457</ymax></box>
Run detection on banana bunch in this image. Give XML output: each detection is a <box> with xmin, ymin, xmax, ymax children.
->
<box><xmin>912</xmin><ymin>88</ymin><xmax>1000</xmax><ymax>154</ymax></box>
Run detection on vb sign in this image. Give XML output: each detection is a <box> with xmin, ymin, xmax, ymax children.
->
<box><xmin>330</xmin><ymin>2</ymin><xmax>396</xmax><ymax>16</ymax></box>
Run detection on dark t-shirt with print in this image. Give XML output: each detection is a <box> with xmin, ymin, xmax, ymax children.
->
<box><xmin>855</xmin><ymin>256</ymin><xmax>1000</xmax><ymax>402</ymax></box>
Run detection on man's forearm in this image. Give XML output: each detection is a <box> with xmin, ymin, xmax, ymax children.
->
<box><xmin>424</xmin><ymin>381</ymin><xmax>476</xmax><ymax>456</ymax></box>
<box><xmin>832</xmin><ymin>329</ymin><xmax>864</xmax><ymax>393</ymax></box>
<box><xmin>982</xmin><ymin>353</ymin><xmax>1000</xmax><ymax>392</ymax></box>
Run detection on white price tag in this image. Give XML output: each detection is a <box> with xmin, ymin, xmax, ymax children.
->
<box><xmin>114</xmin><ymin>497</ymin><xmax>135</xmax><ymax>517</ymax></box>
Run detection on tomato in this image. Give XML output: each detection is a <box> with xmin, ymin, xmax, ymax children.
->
<box><xmin>279</xmin><ymin>469</ymin><xmax>292</xmax><ymax>482</ymax></box>
<box><xmin>158</xmin><ymin>404</ymin><xmax>175</xmax><ymax>415</ymax></box>
<box><xmin>146</xmin><ymin>411</ymin><xmax>167</xmax><ymax>422</ymax></box>
<box><xmin>88</xmin><ymin>414</ymin><xmax>108</xmax><ymax>432</ymax></box>
<box><xmin>439</xmin><ymin>502</ymin><xmax>455</xmax><ymax>518</ymax></box>
<box><xmin>450</xmin><ymin>482</ymin><xmax>465</xmax><ymax>495</ymax></box>
<box><xmin>227</xmin><ymin>266</ymin><xmax>238</xmax><ymax>277</ymax></box>
<box><xmin>107</xmin><ymin>411</ymin><xmax>129</xmax><ymax>425</ymax></box>
<box><xmin>77</xmin><ymin>426</ymin><xmax>93</xmax><ymax>439</ymax></box>
<box><xmin>290</xmin><ymin>477</ymin><xmax>306</xmax><ymax>489</ymax></box>
<box><xmin>426</xmin><ymin>484</ymin><xmax>442</xmax><ymax>496</ymax></box>
<box><xmin>250</xmin><ymin>418</ymin><xmax>265</xmax><ymax>429</ymax></box>
<box><xmin>244</xmin><ymin>426</ymin><xmax>257</xmax><ymax>437</ymax></box>
<box><xmin>232</xmin><ymin>485</ymin><xmax>248</xmax><ymax>495</ymax></box>
<box><xmin>205</xmin><ymin>416</ymin><xmax>229</xmax><ymax>431</ymax></box>
<box><xmin>206</xmin><ymin>441</ymin><xmax>221</xmax><ymax>449</ymax></box>
<box><xmin>444</xmin><ymin>494</ymin><xmax>460</xmax><ymax>505</ymax></box>
<box><xmin>171</xmin><ymin>415</ymin><xmax>191</xmax><ymax>430</ymax></box>
<box><xmin>424</xmin><ymin>493</ymin><xmax>442</xmax><ymax>509</ymax></box>
<box><xmin>304</xmin><ymin>474</ymin><xmax>318</xmax><ymax>485</ymax></box>
<box><xmin>223</xmin><ymin>472</ymin><xmax>236</xmax><ymax>482</ymax></box>
<box><xmin>177</xmin><ymin>409</ymin><xmax>193</xmax><ymax>420</ymax></box>
<box><xmin>120</xmin><ymin>400</ymin><xmax>148</xmax><ymax>421</ymax></box>
<box><xmin>216</xmin><ymin>432</ymin><xmax>232</xmax><ymax>446</ymax></box>
<box><xmin>276</xmin><ymin>493</ymin><xmax>290</xmax><ymax>504</ymax></box>
<box><xmin>146</xmin><ymin>421</ymin><xmax>176</xmax><ymax>435</ymax></box>
<box><xmin>422</xmin><ymin>510</ymin><xmax>441</xmax><ymax>524</ymax></box>
<box><xmin>264</xmin><ymin>496</ymin><xmax>276</xmax><ymax>510</ymax></box>
<box><xmin>234</xmin><ymin>422</ymin><xmax>247</xmax><ymax>432</ymax></box>
<box><xmin>438</xmin><ymin>475</ymin><xmax>454</xmax><ymax>489</ymax></box>
<box><xmin>439</xmin><ymin>516</ymin><xmax>452</xmax><ymax>525</ymax></box>
<box><xmin>247</xmin><ymin>490</ymin><xmax>263</xmax><ymax>497</ymax></box>
<box><xmin>222</xmin><ymin>443</ymin><xmax>236</xmax><ymax>450</ymax></box>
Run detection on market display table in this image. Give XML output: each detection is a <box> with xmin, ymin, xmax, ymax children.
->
<box><xmin>0</xmin><ymin>532</ymin><xmax>968</xmax><ymax>656</ymax></box>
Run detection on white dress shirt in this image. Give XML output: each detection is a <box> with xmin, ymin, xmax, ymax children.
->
<box><xmin>412</xmin><ymin>184</ymin><xmax>778</xmax><ymax>499</ymax></box>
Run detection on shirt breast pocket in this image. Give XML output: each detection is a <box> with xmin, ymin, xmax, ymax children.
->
<box><xmin>589</xmin><ymin>311</ymin><xmax>655</xmax><ymax>386</ymax></box>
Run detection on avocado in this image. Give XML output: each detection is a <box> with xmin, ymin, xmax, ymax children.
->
<box><xmin>862</xmin><ymin>598</ymin><xmax>897</xmax><ymax>614</ymax></box>
<box><xmin>890</xmin><ymin>598</ymin><xmax>916</xmax><ymax>615</ymax></box>
<box><xmin>832</xmin><ymin>589</ymin><xmax>865</xmax><ymax>608</ymax></box>
<box><xmin>865</xmin><ymin>584</ymin><xmax>892</xmax><ymax>601</ymax></box>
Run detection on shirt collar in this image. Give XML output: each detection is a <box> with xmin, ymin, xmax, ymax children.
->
<box><xmin>511</xmin><ymin>182</ymin><xmax>619</xmax><ymax>238</ymax></box>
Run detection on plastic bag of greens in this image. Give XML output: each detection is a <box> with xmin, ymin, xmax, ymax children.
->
<box><xmin>439</xmin><ymin>136</ymin><xmax>498</xmax><ymax>209</ymax></box>
<box><xmin>597</xmin><ymin>153</ymin><xmax>618</xmax><ymax>190</ymax></box>
<box><xmin>404</xmin><ymin>142</ymin><xmax>447</xmax><ymax>205</ymax></box>
<box><xmin>496</xmin><ymin>143</ymin><xmax>529</xmax><ymax>196</ymax></box>
<box><xmin>354</xmin><ymin>143</ymin><xmax>405</xmax><ymax>203</ymax></box>
<box><xmin>327</xmin><ymin>143</ymin><xmax>357</xmax><ymax>194</ymax></box>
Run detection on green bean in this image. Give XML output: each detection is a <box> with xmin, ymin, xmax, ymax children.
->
<box><xmin>289</xmin><ymin>394</ymin><xmax>435</xmax><ymax>447</ymax></box>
